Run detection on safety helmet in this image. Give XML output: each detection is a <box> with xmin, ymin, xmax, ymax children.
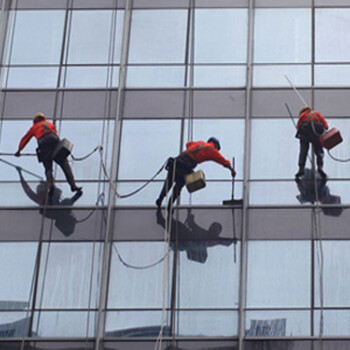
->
<box><xmin>207</xmin><ymin>137</ymin><xmax>221</xmax><ymax>150</ymax></box>
<box><xmin>299</xmin><ymin>106</ymin><xmax>312</xmax><ymax>116</ymax></box>
<box><xmin>33</xmin><ymin>113</ymin><xmax>46</xmax><ymax>124</ymax></box>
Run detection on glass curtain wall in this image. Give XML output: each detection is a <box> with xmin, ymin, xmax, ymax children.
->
<box><xmin>0</xmin><ymin>0</ymin><xmax>349</xmax><ymax>349</ymax></box>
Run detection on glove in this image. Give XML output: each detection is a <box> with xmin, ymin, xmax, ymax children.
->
<box><xmin>231</xmin><ymin>168</ymin><xmax>236</xmax><ymax>178</ymax></box>
<box><xmin>14</xmin><ymin>151</ymin><xmax>21</xmax><ymax>157</ymax></box>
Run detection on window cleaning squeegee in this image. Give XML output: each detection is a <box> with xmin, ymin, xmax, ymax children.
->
<box><xmin>223</xmin><ymin>157</ymin><xmax>243</xmax><ymax>205</ymax></box>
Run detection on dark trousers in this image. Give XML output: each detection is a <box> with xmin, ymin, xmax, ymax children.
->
<box><xmin>158</xmin><ymin>155</ymin><xmax>195</xmax><ymax>206</ymax></box>
<box><xmin>297</xmin><ymin>122</ymin><xmax>325</xmax><ymax>169</ymax></box>
<box><xmin>38</xmin><ymin>133</ymin><xmax>76</xmax><ymax>189</ymax></box>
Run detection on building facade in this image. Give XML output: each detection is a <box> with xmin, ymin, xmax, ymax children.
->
<box><xmin>0</xmin><ymin>0</ymin><xmax>350</xmax><ymax>349</ymax></box>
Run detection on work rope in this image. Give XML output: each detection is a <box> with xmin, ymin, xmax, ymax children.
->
<box><xmin>285</xmin><ymin>76</ymin><xmax>325</xmax><ymax>349</ymax></box>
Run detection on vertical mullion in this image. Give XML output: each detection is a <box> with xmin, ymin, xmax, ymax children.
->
<box><xmin>238</xmin><ymin>0</ymin><xmax>254</xmax><ymax>349</ymax></box>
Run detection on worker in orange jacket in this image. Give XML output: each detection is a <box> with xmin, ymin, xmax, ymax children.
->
<box><xmin>156</xmin><ymin>137</ymin><xmax>236</xmax><ymax>208</ymax></box>
<box><xmin>295</xmin><ymin>106</ymin><xmax>328</xmax><ymax>179</ymax></box>
<box><xmin>15</xmin><ymin>113</ymin><xmax>82</xmax><ymax>192</ymax></box>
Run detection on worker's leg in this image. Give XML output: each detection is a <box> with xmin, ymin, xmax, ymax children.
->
<box><xmin>43</xmin><ymin>159</ymin><xmax>54</xmax><ymax>190</ymax></box>
<box><xmin>167</xmin><ymin>175</ymin><xmax>186</xmax><ymax>212</ymax></box>
<box><xmin>156</xmin><ymin>159</ymin><xmax>175</xmax><ymax>207</ymax></box>
<box><xmin>313</xmin><ymin>139</ymin><xmax>326</xmax><ymax>178</ymax></box>
<box><xmin>296</xmin><ymin>138</ymin><xmax>309</xmax><ymax>177</ymax></box>
<box><xmin>59</xmin><ymin>159</ymin><xmax>82</xmax><ymax>192</ymax></box>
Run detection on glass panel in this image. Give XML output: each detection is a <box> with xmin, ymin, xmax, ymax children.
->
<box><xmin>315</xmin><ymin>241</ymin><xmax>350</xmax><ymax>307</ymax></box>
<box><xmin>184</xmin><ymin>119</ymin><xmax>245</xmax><ymax>180</ymax></box>
<box><xmin>314</xmin><ymin>89</ymin><xmax>350</xmax><ymax>117</ymax></box>
<box><xmin>253</xmin><ymin>65</ymin><xmax>311</xmax><ymax>87</ymax></box>
<box><xmin>176</xmin><ymin>311</ymin><xmax>238</xmax><ymax>337</ymax></box>
<box><xmin>66</xmin><ymin>10</ymin><xmax>124</xmax><ymax>64</ymax></box>
<box><xmin>245</xmin><ymin>310</ymin><xmax>310</xmax><ymax>336</ymax></box>
<box><xmin>314</xmin><ymin>310</ymin><xmax>350</xmax><ymax>336</ymax></box>
<box><xmin>126</xmin><ymin>66</ymin><xmax>185</xmax><ymax>88</ymax></box>
<box><xmin>250</xmin><ymin>119</ymin><xmax>299</xmax><ymax>180</ymax></box>
<box><xmin>4</xmin><ymin>67</ymin><xmax>59</xmax><ymax>89</ymax></box>
<box><xmin>247</xmin><ymin>241</ymin><xmax>311</xmax><ymax>307</ymax></box>
<box><xmin>178</xmin><ymin>243</ymin><xmax>240</xmax><ymax>308</ymax></box>
<box><xmin>105</xmin><ymin>311</ymin><xmax>169</xmax><ymax>337</ymax></box>
<box><xmin>193</xmin><ymin>66</ymin><xmax>246</xmax><ymax>87</ymax></box>
<box><xmin>6</xmin><ymin>10</ymin><xmax>65</xmax><ymax>64</ymax></box>
<box><xmin>36</xmin><ymin>243</ymin><xmax>102</xmax><ymax>309</ymax></box>
<box><xmin>254</xmin><ymin>9</ymin><xmax>311</xmax><ymax>63</ymax></box>
<box><xmin>194</xmin><ymin>9</ymin><xmax>248</xmax><ymax>64</ymax></box>
<box><xmin>315</xmin><ymin>65</ymin><xmax>350</xmax><ymax>87</ymax></box>
<box><xmin>32</xmin><ymin>311</ymin><xmax>96</xmax><ymax>337</ymax></box>
<box><xmin>128</xmin><ymin>10</ymin><xmax>187</xmax><ymax>64</ymax></box>
<box><xmin>0</xmin><ymin>243</ymin><xmax>37</xmax><ymax>310</ymax></box>
<box><xmin>118</xmin><ymin>120</ymin><xmax>181</xmax><ymax>180</ymax></box>
<box><xmin>0</xmin><ymin>313</ymin><xmax>30</xmax><ymax>338</ymax></box>
<box><xmin>315</xmin><ymin>9</ymin><xmax>350</xmax><ymax>63</ymax></box>
<box><xmin>108</xmin><ymin>242</ymin><xmax>173</xmax><ymax>308</ymax></box>
<box><xmin>58</xmin><ymin>120</ymin><xmax>114</xmax><ymax>180</ymax></box>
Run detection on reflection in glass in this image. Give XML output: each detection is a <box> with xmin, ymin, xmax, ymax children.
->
<box><xmin>7</xmin><ymin>10</ymin><xmax>65</xmax><ymax>64</ymax></box>
<box><xmin>315</xmin><ymin>65</ymin><xmax>350</xmax><ymax>87</ymax></box>
<box><xmin>32</xmin><ymin>311</ymin><xmax>96</xmax><ymax>337</ymax></box>
<box><xmin>315</xmin><ymin>310</ymin><xmax>350</xmax><ymax>336</ymax></box>
<box><xmin>129</xmin><ymin>10</ymin><xmax>187</xmax><ymax>64</ymax></box>
<box><xmin>245</xmin><ymin>310</ymin><xmax>310</xmax><ymax>337</ymax></box>
<box><xmin>105</xmin><ymin>311</ymin><xmax>169</xmax><ymax>338</ymax></box>
<box><xmin>0</xmin><ymin>313</ymin><xmax>30</xmax><ymax>338</ymax></box>
<box><xmin>254</xmin><ymin>9</ymin><xmax>311</xmax><ymax>63</ymax></box>
<box><xmin>194</xmin><ymin>9</ymin><xmax>248</xmax><ymax>64</ymax></box>
<box><xmin>247</xmin><ymin>241</ymin><xmax>311</xmax><ymax>308</ymax></box>
<box><xmin>193</xmin><ymin>66</ymin><xmax>246</xmax><ymax>87</ymax></box>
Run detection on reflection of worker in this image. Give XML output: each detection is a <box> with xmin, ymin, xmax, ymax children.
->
<box><xmin>295</xmin><ymin>106</ymin><xmax>328</xmax><ymax>179</ymax></box>
<box><xmin>156</xmin><ymin>208</ymin><xmax>232</xmax><ymax>263</ymax></box>
<box><xmin>15</xmin><ymin>113</ymin><xmax>82</xmax><ymax>192</ymax></box>
<box><xmin>16</xmin><ymin>167</ymin><xmax>82</xmax><ymax>236</ymax></box>
<box><xmin>156</xmin><ymin>137</ymin><xmax>236</xmax><ymax>208</ymax></box>
<box><xmin>295</xmin><ymin>168</ymin><xmax>342</xmax><ymax>217</ymax></box>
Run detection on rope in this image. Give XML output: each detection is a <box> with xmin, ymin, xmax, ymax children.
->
<box><xmin>327</xmin><ymin>149</ymin><xmax>350</xmax><ymax>163</ymax></box>
<box><xmin>99</xmin><ymin>147</ymin><xmax>167</xmax><ymax>199</ymax></box>
<box><xmin>0</xmin><ymin>158</ymin><xmax>43</xmax><ymax>179</ymax></box>
<box><xmin>71</xmin><ymin>145</ymin><xmax>102</xmax><ymax>162</ymax></box>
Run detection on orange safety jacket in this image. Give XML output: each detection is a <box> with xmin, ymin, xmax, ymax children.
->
<box><xmin>18</xmin><ymin>120</ymin><xmax>57</xmax><ymax>151</ymax></box>
<box><xmin>183</xmin><ymin>140</ymin><xmax>231</xmax><ymax>167</ymax></box>
<box><xmin>297</xmin><ymin>110</ymin><xmax>329</xmax><ymax>130</ymax></box>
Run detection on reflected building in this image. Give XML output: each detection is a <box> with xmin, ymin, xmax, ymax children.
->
<box><xmin>0</xmin><ymin>1</ymin><xmax>350</xmax><ymax>350</ymax></box>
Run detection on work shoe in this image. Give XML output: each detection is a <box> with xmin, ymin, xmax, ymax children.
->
<box><xmin>318</xmin><ymin>169</ymin><xmax>327</xmax><ymax>179</ymax></box>
<box><xmin>156</xmin><ymin>197</ymin><xmax>162</xmax><ymax>207</ymax></box>
<box><xmin>71</xmin><ymin>185</ymin><xmax>83</xmax><ymax>192</ymax></box>
<box><xmin>295</xmin><ymin>168</ymin><xmax>304</xmax><ymax>178</ymax></box>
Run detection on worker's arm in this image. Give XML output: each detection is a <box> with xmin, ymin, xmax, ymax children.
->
<box><xmin>15</xmin><ymin>126</ymin><xmax>35</xmax><ymax>156</ymax></box>
<box><xmin>207</xmin><ymin>148</ymin><xmax>236</xmax><ymax>177</ymax></box>
<box><xmin>316</xmin><ymin>112</ymin><xmax>329</xmax><ymax>130</ymax></box>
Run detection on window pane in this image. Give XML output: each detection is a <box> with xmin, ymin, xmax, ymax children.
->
<box><xmin>4</xmin><ymin>67</ymin><xmax>59</xmax><ymax>89</ymax></box>
<box><xmin>315</xmin><ymin>241</ymin><xmax>350</xmax><ymax>307</ymax></box>
<box><xmin>246</xmin><ymin>310</ymin><xmax>310</xmax><ymax>336</ymax></box>
<box><xmin>178</xmin><ymin>243</ymin><xmax>240</xmax><ymax>308</ymax></box>
<box><xmin>126</xmin><ymin>66</ymin><xmax>185</xmax><ymax>87</ymax></box>
<box><xmin>194</xmin><ymin>9</ymin><xmax>248</xmax><ymax>64</ymax></box>
<box><xmin>129</xmin><ymin>10</ymin><xmax>187</xmax><ymax>64</ymax></box>
<box><xmin>108</xmin><ymin>242</ymin><xmax>173</xmax><ymax>308</ymax></box>
<box><xmin>194</xmin><ymin>66</ymin><xmax>246</xmax><ymax>87</ymax></box>
<box><xmin>315</xmin><ymin>65</ymin><xmax>350</xmax><ymax>86</ymax></box>
<box><xmin>0</xmin><ymin>243</ymin><xmax>37</xmax><ymax>309</ymax></box>
<box><xmin>254</xmin><ymin>9</ymin><xmax>311</xmax><ymax>63</ymax></box>
<box><xmin>36</xmin><ymin>243</ymin><xmax>102</xmax><ymax>308</ymax></box>
<box><xmin>247</xmin><ymin>241</ymin><xmax>311</xmax><ymax>308</ymax></box>
<box><xmin>316</xmin><ymin>9</ymin><xmax>350</xmax><ymax>63</ymax></box>
<box><xmin>118</xmin><ymin>120</ymin><xmax>181</xmax><ymax>180</ymax></box>
<box><xmin>253</xmin><ymin>65</ymin><xmax>311</xmax><ymax>87</ymax></box>
<box><xmin>32</xmin><ymin>311</ymin><xmax>96</xmax><ymax>337</ymax></box>
<box><xmin>0</xmin><ymin>313</ymin><xmax>30</xmax><ymax>338</ymax></box>
<box><xmin>250</xmin><ymin>119</ymin><xmax>299</xmax><ymax>180</ymax></box>
<box><xmin>7</xmin><ymin>11</ymin><xmax>65</xmax><ymax>64</ymax></box>
<box><xmin>66</xmin><ymin>10</ymin><xmax>124</xmax><ymax>64</ymax></box>
<box><xmin>314</xmin><ymin>310</ymin><xmax>350</xmax><ymax>336</ymax></box>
